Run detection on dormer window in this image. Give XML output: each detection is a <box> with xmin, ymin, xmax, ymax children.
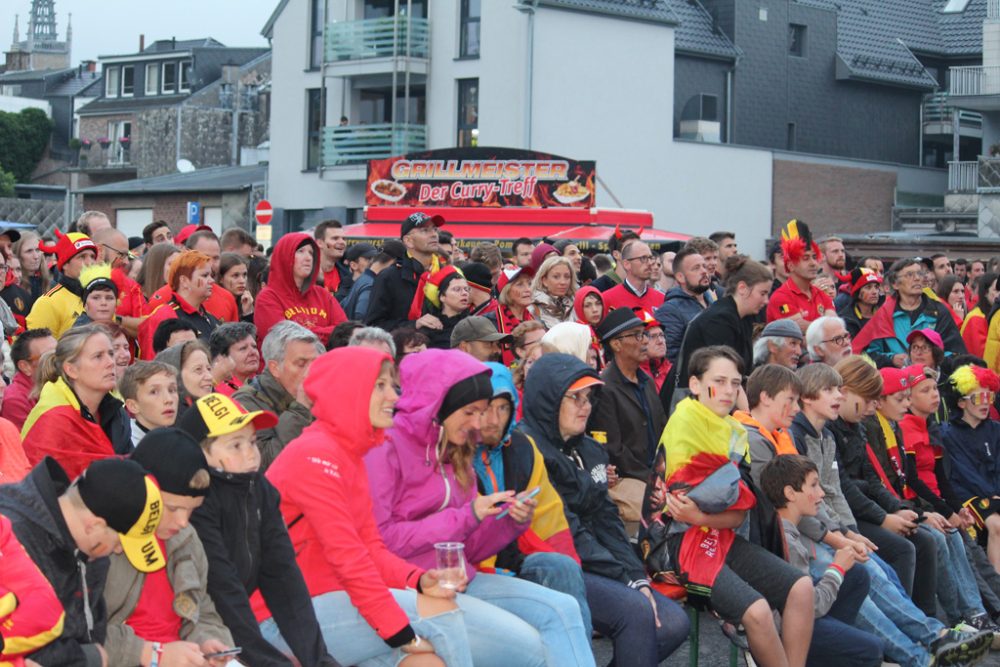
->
<box><xmin>162</xmin><ymin>62</ymin><xmax>177</xmax><ymax>94</ymax></box>
<box><xmin>179</xmin><ymin>62</ymin><xmax>192</xmax><ymax>92</ymax></box>
<box><xmin>105</xmin><ymin>67</ymin><xmax>119</xmax><ymax>98</ymax></box>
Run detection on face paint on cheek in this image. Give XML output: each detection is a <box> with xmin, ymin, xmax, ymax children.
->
<box><xmin>708</xmin><ymin>386</ymin><xmax>716</xmax><ymax>399</ymax></box>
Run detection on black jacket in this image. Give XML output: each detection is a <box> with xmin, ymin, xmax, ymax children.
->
<box><xmin>519</xmin><ymin>353</ymin><xmax>649</xmax><ymax>587</ymax></box>
<box><xmin>673</xmin><ymin>295</ymin><xmax>754</xmax><ymax>391</ymax></box>
<box><xmin>0</xmin><ymin>459</ymin><xmax>108</xmax><ymax>667</ymax></box>
<box><xmin>588</xmin><ymin>360</ymin><xmax>666</xmax><ymax>482</ymax></box>
<box><xmin>365</xmin><ymin>255</ymin><xmax>424</xmax><ymax>331</ymax></box>
<box><xmin>827</xmin><ymin>417</ymin><xmax>902</xmax><ymax>525</ymax></box>
<box><xmin>419</xmin><ymin>310</ymin><xmax>468</xmax><ymax>349</ymax></box>
<box><xmin>189</xmin><ymin>469</ymin><xmax>340</xmax><ymax>667</ymax></box>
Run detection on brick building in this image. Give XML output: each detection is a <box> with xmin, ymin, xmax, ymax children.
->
<box><xmin>74</xmin><ymin>37</ymin><xmax>270</xmax><ymax>191</ymax></box>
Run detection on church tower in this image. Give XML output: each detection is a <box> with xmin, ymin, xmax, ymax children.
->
<box><xmin>4</xmin><ymin>0</ymin><xmax>71</xmax><ymax>72</ymax></box>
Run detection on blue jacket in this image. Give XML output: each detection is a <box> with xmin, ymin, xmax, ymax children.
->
<box><xmin>863</xmin><ymin>294</ymin><xmax>966</xmax><ymax>358</ymax></box>
<box><xmin>940</xmin><ymin>415</ymin><xmax>1000</xmax><ymax>507</ymax></box>
<box><xmin>474</xmin><ymin>363</ymin><xmax>519</xmax><ymax>493</ymax></box>
<box><xmin>341</xmin><ymin>269</ymin><xmax>376</xmax><ymax>321</ymax></box>
<box><xmin>653</xmin><ymin>286</ymin><xmax>713</xmax><ymax>365</ymax></box>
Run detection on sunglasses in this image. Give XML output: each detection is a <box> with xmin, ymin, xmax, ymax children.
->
<box><xmin>963</xmin><ymin>391</ymin><xmax>996</xmax><ymax>406</ymax></box>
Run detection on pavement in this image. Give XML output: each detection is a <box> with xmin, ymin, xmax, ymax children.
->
<box><xmin>591</xmin><ymin>609</ymin><xmax>747</xmax><ymax>667</ymax></box>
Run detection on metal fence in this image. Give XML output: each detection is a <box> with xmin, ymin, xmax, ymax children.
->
<box><xmin>948</xmin><ymin>161</ymin><xmax>978</xmax><ymax>192</ymax></box>
<box><xmin>325</xmin><ymin>17</ymin><xmax>430</xmax><ymax>61</ymax></box>
<box><xmin>950</xmin><ymin>65</ymin><xmax>1000</xmax><ymax>97</ymax></box>
<box><xmin>989</xmin><ymin>0</ymin><xmax>1000</xmax><ymax>20</ymax></box>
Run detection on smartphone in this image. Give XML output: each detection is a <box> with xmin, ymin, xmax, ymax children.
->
<box><xmin>496</xmin><ymin>486</ymin><xmax>541</xmax><ymax>520</ymax></box>
<box><xmin>914</xmin><ymin>514</ymin><xmax>928</xmax><ymax>523</ymax></box>
<box><xmin>204</xmin><ymin>648</ymin><xmax>242</xmax><ymax>659</ymax></box>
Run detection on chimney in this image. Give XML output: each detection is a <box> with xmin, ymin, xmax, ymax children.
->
<box><xmin>86</xmin><ymin>59</ymin><xmax>96</xmax><ymax>72</ymax></box>
<box><xmin>139</xmin><ymin>34</ymin><xmax>145</xmax><ymax>51</ymax></box>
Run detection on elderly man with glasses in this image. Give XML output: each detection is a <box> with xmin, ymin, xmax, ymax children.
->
<box><xmin>587</xmin><ymin>307</ymin><xmax>667</xmax><ymax>536</ymax></box>
<box><xmin>603</xmin><ymin>240</ymin><xmax>665</xmax><ymax>313</ymax></box>
<box><xmin>852</xmin><ymin>257</ymin><xmax>966</xmax><ymax>367</ymax></box>
<box><xmin>93</xmin><ymin>227</ymin><xmax>147</xmax><ymax>338</ymax></box>
<box><xmin>805</xmin><ymin>315</ymin><xmax>854</xmax><ymax>367</ymax></box>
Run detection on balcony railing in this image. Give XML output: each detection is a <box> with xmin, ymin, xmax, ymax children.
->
<box><xmin>948</xmin><ymin>161</ymin><xmax>978</xmax><ymax>193</ymax></box>
<box><xmin>325</xmin><ymin>17</ymin><xmax>430</xmax><ymax>62</ymax></box>
<box><xmin>990</xmin><ymin>0</ymin><xmax>1000</xmax><ymax>19</ymax></box>
<box><xmin>950</xmin><ymin>65</ymin><xmax>1000</xmax><ymax>97</ymax></box>
<box><xmin>922</xmin><ymin>93</ymin><xmax>983</xmax><ymax>129</ymax></box>
<box><xmin>322</xmin><ymin>123</ymin><xmax>426</xmax><ymax>167</ymax></box>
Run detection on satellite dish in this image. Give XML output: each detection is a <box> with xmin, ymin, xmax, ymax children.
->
<box><xmin>176</xmin><ymin>159</ymin><xmax>196</xmax><ymax>173</ymax></box>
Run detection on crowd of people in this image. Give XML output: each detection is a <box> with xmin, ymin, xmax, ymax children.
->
<box><xmin>5</xmin><ymin>209</ymin><xmax>1000</xmax><ymax>667</ymax></box>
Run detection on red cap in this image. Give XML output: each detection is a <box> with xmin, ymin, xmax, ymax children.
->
<box><xmin>497</xmin><ymin>265</ymin><xmax>534</xmax><ymax>294</ymax></box>
<box><xmin>879</xmin><ymin>367</ymin><xmax>912</xmax><ymax>396</ymax></box>
<box><xmin>902</xmin><ymin>364</ymin><xmax>928</xmax><ymax>387</ymax></box>
<box><xmin>38</xmin><ymin>229</ymin><xmax>98</xmax><ymax>270</ymax></box>
<box><xmin>174</xmin><ymin>224</ymin><xmax>212</xmax><ymax>246</ymax></box>
<box><xmin>851</xmin><ymin>269</ymin><xmax>882</xmax><ymax>295</ymax></box>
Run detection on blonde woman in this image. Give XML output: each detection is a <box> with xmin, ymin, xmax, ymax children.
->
<box><xmin>529</xmin><ymin>256</ymin><xmax>577</xmax><ymax>328</ymax></box>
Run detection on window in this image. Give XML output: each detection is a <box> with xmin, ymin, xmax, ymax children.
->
<box><xmin>460</xmin><ymin>0</ymin><xmax>481</xmax><ymax>58</ymax></box>
<box><xmin>105</xmin><ymin>67</ymin><xmax>119</xmax><ymax>98</ymax></box>
<box><xmin>107</xmin><ymin>121</ymin><xmax>132</xmax><ymax>164</ymax></box>
<box><xmin>162</xmin><ymin>62</ymin><xmax>177</xmax><ymax>94</ymax></box>
<box><xmin>457</xmin><ymin>78</ymin><xmax>479</xmax><ymax>147</ymax></box>
<box><xmin>145</xmin><ymin>63</ymin><xmax>159</xmax><ymax>95</ymax></box>
<box><xmin>306</xmin><ymin>89</ymin><xmax>322</xmax><ymax>170</ymax></box>
<box><xmin>179</xmin><ymin>61</ymin><xmax>192</xmax><ymax>92</ymax></box>
<box><xmin>942</xmin><ymin>0</ymin><xmax>971</xmax><ymax>12</ymax></box>
<box><xmin>789</xmin><ymin>24</ymin><xmax>806</xmax><ymax>56</ymax></box>
<box><xmin>309</xmin><ymin>0</ymin><xmax>325</xmax><ymax>69</ymax></box>
<box><xmin>121</xmin><ymin>65</ymin><xmax>135</xmax><ymax>96</ymax></box>
<box><xmin>115</xmin><ymin>209</ymin><xmax>153</xmax><ymax>237</ymax></box>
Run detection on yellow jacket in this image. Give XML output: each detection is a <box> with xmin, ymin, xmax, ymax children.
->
<box><xmin>983</xmin><ymin>308</ymin><xmax>1000</xmax><ymax>373</ymax></box>
<box><xmin>25</xmin><ymin>283</ymin><xmax>83</xmax><ymax>339</ymax></box>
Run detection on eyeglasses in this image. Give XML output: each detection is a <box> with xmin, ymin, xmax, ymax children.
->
<box><xmin>896</xmin><ymin>270</ymin><xmax>922</xmax><ymax>282</ymax></box>
<box><xmin>625</xmin><ymin>255</ymin><xmax>654</xmax><ymax>263</ymax></box>
<box><xmin>909</xmin><ymin>343</ymin><xmax>931</xmax><ymax>353</ymax></box>
<box><xmin>963</xmin><ymin>391</ymin><xmax>995</xmax><ymax>406</ymax></box>
<box><xmin>102</xmin><ymin>243</ymin><xmax>136</xmax><ymax>261</ymax></box>
<box><xmin>563</xmin><ymin>391</ymin><xmax>593</xmax><ymax>407</ymax></box>
<box><xmin>615</xmin><ymin>331</ymin><xmax>649</xmax><ymax>342</ymax></box>
<box><xmin>648</xmin><ymin>332</ymin><xmax>666</xmax><ymax>342</ymax></box>
<box><xmin>822</xmin><ymin>333</ymin><xmax>851</xmax><ymax>347</ymax></box>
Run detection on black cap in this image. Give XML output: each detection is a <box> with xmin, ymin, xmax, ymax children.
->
<box><xmin>460</xmin><ymin>261</ymin><xmax>492</xmax><ymax>292</ymax></box>
<box><xmin>0</xmin><ymin>228</ymin><xmax>21</xmax><ymax>243</ymax></box>
<box><xmin>596</xmin><ymin>307</ymin><xmax>646</xmax><ymax>343</ymax></box>
<box><xmin>76</xmin><ymin>459</ymin><xmax>152</xmax><ymax>533</ymax></box>
<box><xmin>128</xmin><ymin>236</ymin><xmax>145</xmax><ymax>251</ymax></box>
<box><xmin>131</xmin><ymin>427</ymin><xmax>210</xmax><ymax>498</ymax></box>
<box><xmin>400</xmin><ymin>211</ymin><xmax>444</xmax><ymax>238</ymax></box>
<box><xmin>382</xmin><ymin>239</ymin><xmax>407</xmax><ymax>261</ymax></box>
<box><xmin>345</xmin><ymin>242</ymin><xmax>378</xmax><ymax>263</ymax></box>
<box><xmin>438</xmin><ymin>370</ymin><xmax>493</xmax><ymax>422</ymax></box>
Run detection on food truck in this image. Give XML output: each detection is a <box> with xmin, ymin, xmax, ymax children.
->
<box><xmin>344</xmin><ymin>147</ymin><xmax>689</xmax><ymax>253</ymax></box>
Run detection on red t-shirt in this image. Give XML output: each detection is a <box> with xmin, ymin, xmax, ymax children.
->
<box><xmin>766</xmin><ymin>279</ymin><xmax>834</xmax><ymax>323</ymax></box>
<box><xmin>125</xmin><ymin>542</ymin><xmax>181</xmax><ymax>642</ymax></box>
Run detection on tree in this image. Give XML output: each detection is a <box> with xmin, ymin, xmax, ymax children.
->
<box><xmin>0</xmin><ymin>169</ymin><xmax>13</xmax><ymax>198</ymax></box>
<box><xmin>0</xmin><ymin>108</ymin><xmax>53</xmax><ymax>182</ymax></box>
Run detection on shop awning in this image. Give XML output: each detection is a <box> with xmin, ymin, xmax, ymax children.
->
<box><xmin>347</xmin><ymin>206</ymin><xmax>689</xmax><ymax>251</ymax></box>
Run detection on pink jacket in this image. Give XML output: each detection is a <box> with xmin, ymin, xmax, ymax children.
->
<box><xmin>364</xmin><ymin>349</ymin><xmax>525</xmax><ymax>579</ymax></box>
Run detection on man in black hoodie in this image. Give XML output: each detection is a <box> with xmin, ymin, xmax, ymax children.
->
<box><xmin>0</xmin><ymin>457</ymin><xmax>164</xmax><ymax>667</ymax></box>
<box><xmin>519</xmin><ymin>353</ymin><xmax>689</xmax><ymax>667</ymax></box>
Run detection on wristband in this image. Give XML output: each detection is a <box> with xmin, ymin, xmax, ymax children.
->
<box><xmin>151</xmin><ymin>642</ymin><xmax>162</xmax><ymax>667</ymax></box>
<box><xmin>828</xmin><ymin>563</ymin><xmax>845</xmax><ymax>577</ymax></box>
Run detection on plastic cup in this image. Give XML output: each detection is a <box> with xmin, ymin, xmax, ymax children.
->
<box><xmin>433</xmin><ymin>542</ymin><xmax>465</xmax><ymax>590</ymax></box>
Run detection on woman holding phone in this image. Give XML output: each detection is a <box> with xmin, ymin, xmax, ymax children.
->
<box><xmin>365</xmin><ymin>348</ymin><xmax>596</xmax><ymax>667</ymax></box>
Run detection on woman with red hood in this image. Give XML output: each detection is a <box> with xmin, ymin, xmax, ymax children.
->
<box><xmin>365</xmin><ymin>349</ymin><xmax>596</xmax><ymax>667</ymax></box>
<box><xmin>264</xmin><ymin>346</ymin><xmax>474</xmax><ymax>667</ymax></box>
<box><xmin>254</xmin><ymin>233</ymin><xmax>346</xmax><ymax>346</ymax></box>
<box><xmin>574</xmin><ymin>285</ymin><xmax>606</xmax><ymax>369</ymax></box>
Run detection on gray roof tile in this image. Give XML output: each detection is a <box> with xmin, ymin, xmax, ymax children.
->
<box><xmin>667</xmin><ymin>0</ymin><xmax>739</xmax><ymax>59</ymax></box>
<box><xmin>534</xmin><ymin>0</ymin><xmax>679</xmax><ymax>24</ymax></box>
<box><xmin>77</xmin><ymin>164</ymin><xmax>266</xmax><ymax>195</ymax></box>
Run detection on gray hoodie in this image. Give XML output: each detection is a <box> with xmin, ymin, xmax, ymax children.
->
<box><xmin>789</xmin><ymin>412</ymin><xmax>857</xmax><ymax>543</ymax></box>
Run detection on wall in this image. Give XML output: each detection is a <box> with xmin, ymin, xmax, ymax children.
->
<box><xmin>673</xmin><ymin>54</ymin><xmax>730</xmax><ymax>140</ymax></box>
<box><xmin>80</xmin><ymin>191</ymin><xmax>251</xmax><ymax>230</ymax></box>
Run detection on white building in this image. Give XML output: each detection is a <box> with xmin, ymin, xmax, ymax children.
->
<box><xmin>262</xmin><ymin>0</ymin><xmax>773</xmax><ymax>255</ymax></box>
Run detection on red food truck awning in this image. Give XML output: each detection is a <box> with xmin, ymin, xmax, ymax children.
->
<box><xmin>347</xmin><ymin>206</ymin><xmax>689</xmax><ymax>251</ymax></box>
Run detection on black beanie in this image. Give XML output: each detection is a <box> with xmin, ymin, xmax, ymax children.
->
<box><xmin>438</xmin><ymin>371</ymin><xmax>493</xmax><ymax>422</ymax></box>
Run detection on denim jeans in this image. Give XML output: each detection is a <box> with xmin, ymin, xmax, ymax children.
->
<box><xmin>465</xmin><ymin>571</ymin><xmax>596</xmax><ymax>667</ymax></box>
<box><xmin>806</xmin><ymin>565</ymin><xmax>883</xmax><ymax>667</ymax></box>
<box><xmin>812</xmin><ymin>543</ymin><xmax>944</xmax><ymax>667</ymax></box>
<box><xmin>518</xmin><ymin>551</ymin><xmax>593</xmax><ymax>637</ymax></box>
<box><xmin>582</xmin><ymin>572</ymin><xmax>690</xmax><ymax>667</ymax></box>
<box><xmin>966</xmin><ymin>532</ymin><xmax>1000</xmax><ymax>616</ymax></box>
<box><xmin>923</xmin><ymin>526</ymin><xmax>986</xmax><ymax>623</ymax></box>
<box><xmin>260</xmin><ymin>588</ymin><xmax>474</xmax><ymax>667</ymax></box>
<box><xmin>858</xmin><ymin>520</ymin><xmax>938</xmax><ymax>617</ymax></box>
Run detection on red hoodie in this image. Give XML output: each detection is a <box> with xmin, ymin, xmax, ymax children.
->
<box><xmin>254</xmin><ymin>233</ymin><xmax>346</xmax><ymax>346</ymax></box>
<box><xmin>262</xmin><ymin>347</ymin><xmax>423</xmax><ymax>642</ymax></box>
